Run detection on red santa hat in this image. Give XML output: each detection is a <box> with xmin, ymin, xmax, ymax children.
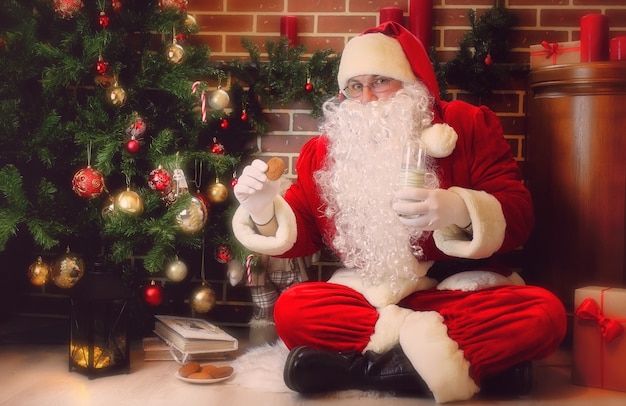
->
<box><xmin>337</xmin><ymin>21</ymin><xmax>441</xmax><ymax>104</ymax></box>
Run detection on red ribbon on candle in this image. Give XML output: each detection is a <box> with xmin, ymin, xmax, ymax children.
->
<box><xmin>380</xmin><ymin>7</ymin><xmax>404</xmax><ymax>25</ymax></box>
<box><xmin>280</xmin><ymin>15</ymin><xmax>298</xmax><ymax>47</ymax></box>
<box><xmin>580</xmin><ymin>13</ymin><xmax>609</xmax><ymax>62</ymax></box>
<box><xmin>409</xmin><ymin>0</ymin><xmax>433</xmax><ymax>47</ymax></box>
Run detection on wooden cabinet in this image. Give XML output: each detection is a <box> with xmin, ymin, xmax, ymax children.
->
<box><xmin>525</xmin><ymin>62</ymin><xmax>626</xmax><ymax>310</ymax></box>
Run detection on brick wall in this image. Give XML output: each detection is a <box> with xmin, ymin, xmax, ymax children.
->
<box><xmin>187</xmin><ymin>0</ymin><xmax>626</xmax><ymax>175</ymax></box>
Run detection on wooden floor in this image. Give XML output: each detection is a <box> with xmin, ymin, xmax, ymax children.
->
<box><xmin>1</xmin><ymin>318</ymin><xmax>626</xmax><ymax>406</ymax></box>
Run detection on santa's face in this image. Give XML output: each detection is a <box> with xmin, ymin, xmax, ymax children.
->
<box><xmin>315</xmin><ymin>83</ymin><xmax>435</xmax><ymax>288</ymax></box>
<box><xmin>342</xmin><ymin>75</ymin><xmax>405</xmax><ymax>102</ymax></box>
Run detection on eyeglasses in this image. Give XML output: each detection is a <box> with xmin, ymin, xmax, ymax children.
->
<box><xmin>341</xmin><ymin>77</ymin><xmax>398</xmax><ymax>98</ymax></box>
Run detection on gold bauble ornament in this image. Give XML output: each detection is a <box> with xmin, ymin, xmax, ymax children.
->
<box><xmin>106</xmin><ymin>84</ymin><xmax>127</xmax><ymax>106</ymax></box>
<box><xmin>176</xmin><ymin>196</ymin><xmax>208</xmax><ymax>233</ymax></box>
<box><xmin>114</xmin><ymin>188</ymin><xmax>144</xmax><ymax>216</ymax></box>
<box><xmin>206</xmin><ymin>182</ymin><xmax>228</xmax><ymax>204</ymax></box>
<box><xmin>208</xmin><ymin>88</ymin><xmax>230</xmax><ymax>110</ymax></box>
<box><xmin>51</xmin><ymin>248</ymin><xmax>85</xmax><ymax>289</ymax></box>
<box><xmin>165</xmin><ymin>42</ymin><xmax>185</xmax><ymax>64</ymax></box>
<box><xmin>190</xmin><ymin>282</ymin><xmax>216</xmax><ymax>313</ymax></box>
<box><xmin>27</xmin><ymin>256</ymin><xmax>51</xmax><ymax>287</ymax></box>
<box><xmin>165</xmin><ymin>257</ymin><xmax>188</xmax><ymax>282</ymax></box>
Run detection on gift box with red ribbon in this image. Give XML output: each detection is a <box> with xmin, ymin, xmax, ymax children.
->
<box><xmin>530</xmin><ymin>40</ymin><xmax>581</xmax><ymax>69</ymax></box>
<box><xmin>572</xmin><ymin>286</ymin><xmax>626</xmax><ymax>392</ymax></box>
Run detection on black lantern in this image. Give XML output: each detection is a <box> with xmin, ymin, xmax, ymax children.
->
<box><xmin>69</xmin><ymin>258</ymin><xmax>132</xmax><ymax>379</ymax></box>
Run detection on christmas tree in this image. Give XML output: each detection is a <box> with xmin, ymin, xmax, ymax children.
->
<box><xmin>0</xmin><ymin>0</ymin><xmax>338</xmax><ymax>321</ymax></box>
<box><xmin>443</xmin><ymin>0</ymin><xmax>516</xmax><ymax>97</ymax></box>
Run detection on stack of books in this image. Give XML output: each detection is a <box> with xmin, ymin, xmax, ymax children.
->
<box><xmin>144</xmin><ymin>315</ymin><xmax>238</xmax><ymax>363</ymax></box>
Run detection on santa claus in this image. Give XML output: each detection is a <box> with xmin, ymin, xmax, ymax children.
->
<box><xmin>232</xmin><ymin>21</ymin><xmax>566</xmax><ymax>403</ymax></box>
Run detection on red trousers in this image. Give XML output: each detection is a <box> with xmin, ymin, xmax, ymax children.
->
<box><xmin>274</xmin><ymin>282</ymin><xmax>567</xmax><ymax>382</ymax></box>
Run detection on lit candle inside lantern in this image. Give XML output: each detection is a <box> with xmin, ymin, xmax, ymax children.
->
<box><xmin>280</xmin><ymin>15</ymin><xmax>298</xmax><ymax>46</ymax></box>
<box><xmin>380</xmin><ymin>7</ymin><xmax>404</xmax><ymax>25</ymax></box>
<box><xmin>409</xmin><ymin>0</ymin><xmax>433</xmax><ymax>47</ymax></box>
<box><xmin>71</xmin><ymin>344</ymin><xmax>112</xmax><ymax>369</ymax></box>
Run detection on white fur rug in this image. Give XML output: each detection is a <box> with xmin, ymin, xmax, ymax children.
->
<box><xmin>230</xmin><ymin>340</ymin><xmax>291</xmax><ymax>392</ymax></box>
<box><xmin>229</xmin><ymin>340</ymin><xmax>388</xmax><ymax>399</ymax></box>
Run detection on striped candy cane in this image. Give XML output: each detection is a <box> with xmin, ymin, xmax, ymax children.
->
<box><xmin>245</xmin><ymin>254</ymin><xmax>255</xmax><ymax>285</ymax></box>
<box><xmin>191</xmin><ymin>81</ymin><xmax>207</xmax><ymax>122</ymax></box>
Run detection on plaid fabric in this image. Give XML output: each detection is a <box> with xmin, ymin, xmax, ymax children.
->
<box><xmin>250</xmin><ymin>259</ymin><xmax>303</xmax><ymax>321</ymax></box>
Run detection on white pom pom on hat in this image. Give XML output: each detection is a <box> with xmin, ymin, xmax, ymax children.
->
<box><xmin>337</xmin><ymin>32</ymin><xmax>417</xmax><ymax>91</ymax></box>
<box><xmin>421</xmin><ymin>124</ymin><xmax>458</xmax><ymax>158</ymax></box>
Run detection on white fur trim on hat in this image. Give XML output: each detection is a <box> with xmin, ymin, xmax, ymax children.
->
<box><xmin>231</xmin><ymin>195</ymin><xmax>298</xmax><ymax>256</ymax></box>
<box><xmin>421</xmin><ymin>124</ymin><xmax>458</xmax><ymax>158</ymax></box>
<box><xmin>400</xmin><ymin>311</ymin><xmax>479</xmax><ymax>403</ymax></box>
<box><xmin>433</xmin><ymin>186</ymin><xmax>506</xmax><ymax>259</ymax></box>
<box><xmin>338</xmin><ymin>33</ymin><xmax>417</xmax><ymax>91</ymax></box>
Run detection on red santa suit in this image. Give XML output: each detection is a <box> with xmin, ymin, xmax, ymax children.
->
<box><xmin>232</xmin><ymin>22</ymin><xmax>566</xmax><ymax>403</ymax></box>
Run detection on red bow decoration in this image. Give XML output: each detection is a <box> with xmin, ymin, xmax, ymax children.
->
<box><xmin>540</xmin><ymin>41</ymin><xmax>559</xmax><ymax>59</ymax></box>
<box><xmin>575</xmin><ymin>297</ymin><xmax>624</xmax><ymax>342</ymax></box>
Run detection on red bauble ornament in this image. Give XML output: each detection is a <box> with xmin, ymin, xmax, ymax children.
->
<box><xmin>72</xmin><ymin>166</ymin><xmax>105</xmax><ymax>199</ymax></box>
<box><xmin>230</xmin><ymin>177</ymin><xmax>238</xmax><ymax>188</ymax></box>
<box><xmin>175</xmin><ymin>33</ymin><xmax>188</xmax><ymax>44</ymax></box>
<box><xmin>98</xmin><ymin>11</ymin><xmax>110</xmax><ymax>29</ymax></box>
<box><xmin>305</xmin><ymin>82</ymin><xmax>314</xmax><ymax>92</ymax></box>
<box><xmin>215</xmin><ymin>245</ymin><xmax>233</xmax><ymax>264</ymax></box>
<box><xmin>111</xmin><ymin>0</ymin><xmax>122</xmax><ymax>12</ymax></box>
<box><xmin>220</xmin><ymin>118</ymin><xmax>229</xmax><ymax>129</ymax></box>
<box><xmin>126</xmin><ymin>138</ymin><xmax>140</xmax><ymax>154</ymax></box>
<box><xmin>211</xmin><ymin>141</ymin><xmax>225</xmax><ymax>155</ymax></box>
<box><xmin>95</xmin><ymin>60</ymin><xmax>108</xmax><ymax>75</ymax></box>
<box><xmin>53</xmin><ymin>0</ymin><xmax>84</xmax><ymax>19</ymax></box>
<box><xmin>148</xmin><ymin>166</ymin><xmax>172</xmax><ymax>191</ymax></box>
<box><xmin>240</xmin><ymin>112</ymin><xmax>248</xmax><ymax>121</ymax></box>
<box><xmin>484</xmin><ymin>54</ymin><xmax>493</xmax><ymax>66</ymax></box>
<box><xmin>143</xmin><ymin>281</ymin><xmax>163</xmax><ymax>306</ymax></box>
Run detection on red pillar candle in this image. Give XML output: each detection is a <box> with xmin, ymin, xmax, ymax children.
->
<box><xmin>580</xmin><ymin>14</ymin><xmax>609</xmax><ymax>62</ymax></box>
<box><xmin>280</xmin><ymin>15</ymin><xmax>298</xmax><ymax>47</ymax></box>
<box><xmin>380</xmin><ymin>7</ymin><xmax>404</xmax><ymax>25</ymax></box>
<box><xmin>409</xmin><ymin>0</ymin><xmax>433</xmax><ymax>47</ymax></box>
<box><xmin>610</xmin><ymin>36</ymin><xmax>626</xmax><ymax>61</ymax></box>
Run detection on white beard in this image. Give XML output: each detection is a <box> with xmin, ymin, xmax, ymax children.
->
<box><xmin>315</xmin><ymin>84</ymin><xmax>437</xmax><ymax>292</ymax></box>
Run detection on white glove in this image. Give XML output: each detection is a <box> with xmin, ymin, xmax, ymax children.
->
<box><xmin>233</xmin><ymin>159</ymin><xmax>280</xmax><ymax>224</ymax></box>
<box><xmin>392</xmin><ymin>187</ymin><xmax>471</xmax><ymax>231</ymax></box>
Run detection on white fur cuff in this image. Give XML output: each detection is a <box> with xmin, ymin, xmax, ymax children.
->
<box><xmin>363</xmin><ymin>305</ymin><xmax>413</xmax><ymax>354</ymax></box>
<box><xmin>433</xmin><ymin>186</ymin><xmax>505</xmax><ymax>259</ymax></box>
<box><xmin>231</xmin><ymin>195</ymin><xmax>298</xmax><ymax>256</ymax></box>
<box><xmin>400</xmin><ymin>311</ymin><xmax>479</xmax><ymax>403</ymax></box>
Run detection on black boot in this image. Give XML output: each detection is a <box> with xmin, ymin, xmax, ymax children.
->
<box><xmin>283</xmin><ymin>345</ymin><xmax>431</xmax><ymax>395</ymax></box>
<box><xmin>480</xmin><ymin>361</ymin><xmax>533</xmax><ymax>397</ymax></box>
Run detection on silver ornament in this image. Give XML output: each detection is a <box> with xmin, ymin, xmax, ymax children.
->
<box><xmin>166</xmin><ymin>43</ymin><xmax>185</xmax><ymax>64</ymax></box>
<box><xmin>208</xmin><ymin>88</ymin><xmax>230</xmax><ymax>110</ymax></box>
<box><xmin>165</xmin><ymin>258</ymin><xmax>188</xmax><ymax>282</ymax></box>
<box><xmin>175</xmin><ymin>196</ymin><xmax>208</xmax><ymax>233</ymax></box>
